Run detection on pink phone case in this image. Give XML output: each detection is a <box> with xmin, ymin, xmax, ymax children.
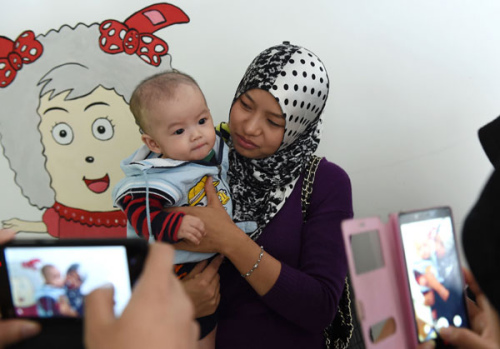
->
<box><xmin>342</xmin><ymin>214</ymin><xmax>417</xmax><ymax>349</ymax></box>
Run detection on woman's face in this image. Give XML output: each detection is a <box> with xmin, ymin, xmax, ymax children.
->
<box><xmin>229</xmin><ymin>89</ymin><xmax>285</xmax><ymax>159</ymax></box>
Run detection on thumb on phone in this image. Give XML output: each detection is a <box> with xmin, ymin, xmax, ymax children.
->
<box><xmin>84</xmin><ymin>284</ymin><xmax>115</xmax><ymax>344</ymax></box>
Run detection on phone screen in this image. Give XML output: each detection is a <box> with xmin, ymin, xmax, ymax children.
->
<box><xmin>399</xmin><ymin>207</ymin><xmax>469</xmax><ymax>342</ymax></box>
<box><xmin>2</xmin><ymin>243</ymin><xmax>137</xmax><ymax>319</ymax></box>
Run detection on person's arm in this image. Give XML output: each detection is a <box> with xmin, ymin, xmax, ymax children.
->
<box><xmin>173</xmin><ymin>177</ymin><xmax>282</xmax><ymax>295</ymax></box>
<box><xmin>424</xmin><ymin>267</ymin><xmax>450</xmax><ymax>301</ymax></box>
<box><xmin>2</xmin><ymin>219</ymin><xmax>47</xmax><ymax>234</ymax></box>
<box><xmin>0</xmin><ymin>229</ymin><xmax>41</xmax><ymax>348</ymax></box>
<box><xmin>119</xmin><ymin>193</ymin><xmax>185</xmax><ymax>243</ymax></box>
<box><xmin>259</xmin><ymin>161</ymin><xmax>351</xmax><ymax>331</ymax></box>
<box><xmin>84</xmin><ymin>242</ymin><xmax>199</xmax><ymax>349</ymax></box>
<box><xmin>174</xmin><ymin>161</ymin><xmax>352</xmax><ymax>331</ymax></box>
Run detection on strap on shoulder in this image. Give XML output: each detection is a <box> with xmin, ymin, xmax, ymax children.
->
<box><xmin>301</xmin><ymin>155</ymin><xmax>322</xmax><ymax>221</ymax></box>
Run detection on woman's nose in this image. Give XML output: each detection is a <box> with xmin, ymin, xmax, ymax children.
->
<box><xmin>85</xmin><ymin>156</ymin><xmax>94</xmax><ymax>163</ymax></box>
<box><xmin>244</xmin><ymin>117</ymin><xmax>261</xmax><ymax>136</ymax></box>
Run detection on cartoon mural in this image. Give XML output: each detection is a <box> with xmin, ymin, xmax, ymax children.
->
<box><xmin>0</xmin><ymin>3</ymin><xmax>189</xmax><ymax>238</ymax></box>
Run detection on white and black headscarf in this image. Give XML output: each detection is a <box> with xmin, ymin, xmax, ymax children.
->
<box><xmin>226</xmin><ymin>42</ymin><xmax>330</xmax><ymax>240</ymax></box>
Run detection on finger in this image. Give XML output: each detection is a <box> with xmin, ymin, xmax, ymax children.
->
<box><xmin>212</xmin><ymin>276</ymin><xmax>221</xmax><ymax>306</ymax></box>
<box><xmin>417</xmin><ymin>340</ymin><xmax>436</xmax><ymax>349</ymax></box>
<box><xmin>187</xmin><ymin>219</ymin><xmax>205</xmax><ymax>235</ymax></box>
<box><xmin>201</xmin><ymin>254</ymin><xmax>224</xmax><ymax>280</ymax></box>
<box><xmin>465</xmin><ymin>296</ymin><xmax>480</xmax><ymax>319</ymax></box>
<box><xmin>439</xmin><ymin>326</ymin><xmax>485</xmax><ymax>349</ymax></box>
<box><xmin>141</xmin><ymin>243</ymin><xmax>176</xmax><ymax>280</ymax></box>
<box><xmin>0</xmin><ymin>320</ymin><xmax>41</xmax><ymax>347</ymax></box>
<box><xmin>463</xmin><ymin>268</ymin><xmax>482</xmax><ymax>297</ymax></box>
<box><xmin>84</xmin><ymin>285</ymin><xmax>116</xmax><ymax>332</ymax></box>
<box><xmin>186</xmin><ymin>235</ymin><xmax>201</xmax><ymax>245</ymax></box>
<box><xmin>204</xmin><ymin>176</ymin><xmax>222</xmax><ymax>207</ymax></box>
<box><xmin>183</xmin><ymin>260</ymin><xmax>208</xmax><ymax>281</ymax></box>
<box><xmin>0</xmin><ymin>229</ymin><xmax>16</xmax><ymax>244</ymax></box>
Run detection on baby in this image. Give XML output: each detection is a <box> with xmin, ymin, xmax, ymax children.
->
<box><xmin>112</xmin><ymin>70</ymin><xmax>230</xmax><ymax>348</ymax></box>
<box><xmin>36</xmin><ymin>264</ymin><xmax>78</xmax><ymax>317</ymax></box>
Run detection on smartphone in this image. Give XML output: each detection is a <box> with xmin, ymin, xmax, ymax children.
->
<box><xmin>0</xmin><ymin>238</ymin><xmax>148</xmax><ymax>323</ymax></box>
<box><xmin>398</xmin><ymin>207</ymin><xmax>469</xmax><ymax>347</ymax></box>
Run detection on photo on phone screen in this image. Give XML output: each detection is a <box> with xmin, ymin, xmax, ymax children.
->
<box><xmin>399</xmin><ymin>207</ymin><xmax>469</xmax><ymax>343</ymax></box>
<box><xmin>2</xmin><ymin>243</ymin><xmax>137</xmax><ymax>319</ymax></box>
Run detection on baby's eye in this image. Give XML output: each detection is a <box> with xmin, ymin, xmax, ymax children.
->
<box><xmin>174</xmin><ymin>129</ymin><xmax>184</xmax><ymax>135</ymax></box>
<box><xmin>198</xmin><ymin>118</ymin><xmax>207</xmax><ymax>125</ymax></box>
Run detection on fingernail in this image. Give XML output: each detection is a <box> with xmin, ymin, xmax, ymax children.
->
<box><xmin>98</xmin><ymin>282</ymin><xmax>114</xmax><ymax>290</ymax></box>
<box><xmin>22</xmin><ymin>322</ymin><xmax>41</xmax><ymax>338</ymax></box>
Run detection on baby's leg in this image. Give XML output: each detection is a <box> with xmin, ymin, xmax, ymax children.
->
<box><xmin>197</xmin><ymin>326</ymin><xmax>216</xmax><ymax>349</ymax></box>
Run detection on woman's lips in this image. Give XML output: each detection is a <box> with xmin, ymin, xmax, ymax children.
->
<box><xmin>235</xmin><ymin>134</ymin><xmax>257</xmax><ymax>150</ymax></box>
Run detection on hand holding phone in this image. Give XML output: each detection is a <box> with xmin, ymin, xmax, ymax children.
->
<box><xmin>0</xmin><ymin>238</ymin><xmax>147</xmax><ymax>321</ymax></box>
<box><xmin>0</xmin><ymin>238</ymin><xmax>148</xmax><ymax>349</ymax></box>
<box><xmin>342</xmin><ymin>206</ymin><xmax>470</xmax><ymax>349</ymax></box>
<box><xmin>398</xmin><ymin>207</ymin><xmax>469</xmax><ymax>346</ymax></box>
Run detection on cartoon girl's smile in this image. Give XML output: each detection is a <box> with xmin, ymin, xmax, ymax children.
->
<box><xmin>83</xmin><ymin>173</ymin><xmax>110</xmax><ymax>194</ymax></box>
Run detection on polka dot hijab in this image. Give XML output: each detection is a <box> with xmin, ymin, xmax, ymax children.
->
<box><xmin>227</xmin><ymin>42</ymin><xmax>330</xmax><ymax>240</ymax></box>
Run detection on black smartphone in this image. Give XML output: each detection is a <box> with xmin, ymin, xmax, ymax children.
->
<box><xmin>0</xmin><ymin>238</ymin><xmax>148</xmax><ymax>349</ymax></box>
<box><xmin>398</xmin><ymin>207</ymin><xmax>469</xmax><ymax>348</ymax></box>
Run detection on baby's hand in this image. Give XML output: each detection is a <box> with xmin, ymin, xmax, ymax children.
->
<box><xmin>177</xmin><ymin>215</ymin><xmax>205</xmax><ymax>245</ymax></box>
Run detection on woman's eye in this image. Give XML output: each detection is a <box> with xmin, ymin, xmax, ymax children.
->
<box><xmin>240</xmin><ymin>100</ymin><xmax>251</xmax><ymax>110</ymax></box>
<box><xmin>92</xmin><ymin>118</ymin><xmax>114</xmax><ymax>141</ymax></box>
<box><xmin>268</xmin><ymin>119</ymin><xmax>285</xmax><ymax>128</ymax></box>
<box><xmin>174</xmin><ymin>129</ymin><xmax>184</xmax><ymax>135</ymax></box>
<box><xmin>51</xmin><ymin>123</ymin><xmax>74</xmax><ymax>145</ymax></box>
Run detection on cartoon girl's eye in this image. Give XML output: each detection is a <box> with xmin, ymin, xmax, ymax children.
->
<box><xmin>92</xmin><ymin>118</ymin><xmax>114</xmax><ymax>141</ymax></box>
<box><xmin>51</xmin><ymin>123</ymin><xmax>74</xmax><ymax>145</ymax></box>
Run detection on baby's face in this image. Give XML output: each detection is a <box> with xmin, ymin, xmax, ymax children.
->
<box><xmin>143</xmin><ymin>83</ymin><xmax>216</xmax><ymax>161</ymax></box>
<box><xmin>44</xmin><ymin>266</ymin><xmax>64</xmax><ymax>288</ymax></box>
<box><xmin>66</xmin><ymin>270</ymin><xmax>82</xmax><ymax>288</ymax></box>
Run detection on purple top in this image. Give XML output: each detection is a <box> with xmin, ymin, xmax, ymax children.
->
<box><xmin>216</xmin><ymin>158</ymin><xmax>353</xmax><ymax>348</ymax></box>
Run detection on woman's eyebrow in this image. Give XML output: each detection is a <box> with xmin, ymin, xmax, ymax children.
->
<box><xmin>244</xmin><ymin>93</ymin><xmax>283</xmax><ymax>118</ymax></box>
<box><xmin>242</xmin><ymin>92</ymin><xmax>255</xmax><ymax>104</ymax></box>
<box><xmin>42</xmin><ymin>107</ymin><xmax>68</xmax><ymax>115</ymax></box>
<box><xmin>84</xmin><ymin>101</ymin><xmax>110</xmax><ymax>111</ymax></box>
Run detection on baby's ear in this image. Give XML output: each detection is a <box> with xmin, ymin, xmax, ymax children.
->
<box><xmin>141</xmin><ymin>134</ymin><xmax>161</xmax><ymax>153</ymax></box>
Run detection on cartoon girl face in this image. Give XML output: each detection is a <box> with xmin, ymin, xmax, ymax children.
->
<box><xmin>38</xmin><ymin>86</ymin><xmax>141</xmax><ymax>211</ymax></box>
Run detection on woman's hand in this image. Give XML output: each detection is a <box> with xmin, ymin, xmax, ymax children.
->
<box><xmin>0</xmin><ymin>229</ymin><xmax>42</xmax><ymax>348</ymax></box>
<box><xmin>438</xmin><ymin>269</ymin><xmax>500</xmax><ymax>349</ymax></box>
<box><xmin>170</xmin><ymin>177</ymin><xmax>243</xmax><ymax>255</ymax></box>
<box><xmin>84</xmin><ymin>242</ymin><xmax>199</xmax><ymax>349</ymax></box>
<box><xmin>181</xmin><ymin>255</ymin><xmax>223</xmax><ymax>318</ymax></box>
<box><xmin>416</xmin><ymin>269</ymin><xmax>500</xmax><ymax>349</ymax></box>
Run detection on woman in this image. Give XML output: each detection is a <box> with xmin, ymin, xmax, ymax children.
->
<box><xmin>177</xmin><ymin>42</ymin><xmax>353</xmax><ymax>348</ymax></box>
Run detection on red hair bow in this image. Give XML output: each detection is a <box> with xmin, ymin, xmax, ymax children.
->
<box><xmin>0</xmin><ymin>30</ymin><xmax>43</xmax><ymax>88</ymax></box>
<box><xmin>99</xmin><ymin>3</ymin><xmax>189</xmax><ymax>66</ymax></box>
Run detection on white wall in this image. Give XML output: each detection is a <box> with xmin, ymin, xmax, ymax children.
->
<box><xmin>1</xmin><ymin>0</ymin><xmax>499</xmax><ymax>249</ymax></box>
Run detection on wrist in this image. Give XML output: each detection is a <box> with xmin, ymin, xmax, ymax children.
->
<box><xmin>221</xmin><ymin>227</ymin><xmax>252</xmax><ymax>259</ymax></box>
